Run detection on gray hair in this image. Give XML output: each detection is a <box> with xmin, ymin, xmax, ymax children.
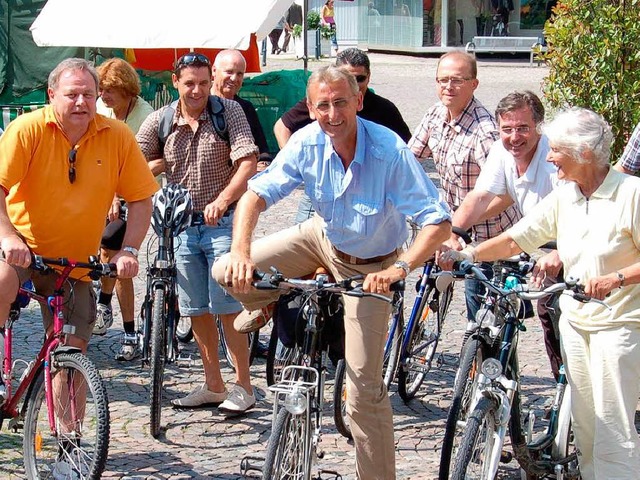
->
<box><xmin>495</xmin><ymin>90</ymin><xmax>545</xmax><ymax>125</ymax></box>
<box><xmin>306</xmin><ymin>65</ymin><xmax>359</xmax><ymax>99</ymax></box>
<box><xmin>542</xmin><ymin>107</ymin><xmax>612</xmax><ymax>165</ymax></box>
<box><xmin>48</xmin><ymin>58</ymin><xmax>99</xmax><ymax>92</ymax></box>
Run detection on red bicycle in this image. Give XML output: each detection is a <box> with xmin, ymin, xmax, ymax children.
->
<box><xmin>0</xmin><ymin>255</ymin><xmax>114</xmax><ymax>479</ymax></box>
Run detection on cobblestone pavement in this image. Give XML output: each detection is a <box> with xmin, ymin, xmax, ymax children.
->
<box><xmin>1</xmin><ymin>53</ymin><xmax>575</xmax><ymax>479</ymax></box>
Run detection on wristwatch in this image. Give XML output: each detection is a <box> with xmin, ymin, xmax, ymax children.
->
<box><xmin>616</xmin><ymin>271</ymin><xmax>625</xmax><ymax>288</ymax></box>
<box><xmin>393</xmin><ymin>260</ymin><xmax>411</xmax><ymax>277</ymax></box>
<box><xmin>122</xmin><ymin>246</ymin><xmax>139</xmax><ymax>258</ymax></box>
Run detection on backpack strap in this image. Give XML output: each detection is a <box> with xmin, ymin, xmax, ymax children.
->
<box><xmin>207</xmin><ymin>95</ymin><xmax>229</xmax><ymax>145</ymax></box>
<box><xmin>158</xmin><ymin>100</ymin><xmax>179</xmax><ymax>150</ymax></box>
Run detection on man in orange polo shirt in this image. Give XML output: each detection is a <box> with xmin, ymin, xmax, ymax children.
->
<box><xmin>0</xmin><ymin>58</ymin><xmax>158</xmax><ymax>399</ymax></box>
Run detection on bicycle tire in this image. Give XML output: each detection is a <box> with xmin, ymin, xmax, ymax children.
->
<box><xmin>440</xmin><ymin>336</ymin><xmax>488</xmax><ymax>480</ymax></box>
<box><xmin>262</xmin><ymin>407</ymin><xmax>311</xmax><ymax>480</ymax></box>
<box><xmin>149</xmin><ymin>286</ymin><xmax>166</xmax><ymax>439</ymax></box>
<box><xmin>451</xmin><ymin>396</ymin><xmax>501</xmax><ymax>480</ymax></box>
<box><xmin>398</xmin><ymin>287</ymin><xmax>437</xmax><ymax>402</ymax></box>
<box><xmin>23</xmin><ymin>352</ymin><xmax>110</xmax><ymax>480</ymax></box>
<box><xmin>176</xmin><ymin>316</ymin><xmax>193</xmax><ymax>343</ymax></box>
<box><xmin>383</xmin><ymin>306</ymin><xmax>403</xmax><ymax>389</ymax></box>
<box><xmin>266</xmin><ymin>326</ymin><xmax>299</xmax><ymax>386</ymax></box>
<box><xmin>217</xmin><ymin>317</ymin><xmax>259</xmax><ymax>371</ymax></box>
<box><xmin>333</xmin><ymin>359</ymin><xmax>352</xmax><ymax>440</ymax></box>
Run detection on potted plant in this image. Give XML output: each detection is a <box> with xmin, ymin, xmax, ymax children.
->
<box><xmin>293</xmin><ymin>10</ymin><xmax>332</xmax><ymax>59</ymax></box>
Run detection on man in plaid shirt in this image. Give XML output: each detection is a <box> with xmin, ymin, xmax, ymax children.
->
<box><xmin>408</xmin><ymin>51</ymin><xmax>520</xmax><ymax>321</ymax></box>
<box><xmin>614</xmin><ymin>121</ymin><xmax>640</xmax><ymax>174</ymax></box>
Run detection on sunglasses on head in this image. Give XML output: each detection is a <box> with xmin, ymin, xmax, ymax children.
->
<box><xmin>175</xmin><ymin>53</ymin><xmax>211</xmax><ymax>72</ymax></box>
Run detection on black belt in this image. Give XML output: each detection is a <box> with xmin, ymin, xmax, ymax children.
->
<box><xmin>333</xmin><ymin>247</ymin><xmax>398</xmax><ymax>265</ymax></box>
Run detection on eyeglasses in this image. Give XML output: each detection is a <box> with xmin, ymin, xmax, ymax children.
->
<box><xmin>312</xmin><ymin>96</ymin><xmax>355</xmax><ymax>114</ymax></box>
<box><xmin>436</xmin><ymin>77</ymin><xmax>472</xmax><ymax>87</ymax></box>
<box><xmin>68</xmin><ymin>147</ymin><xmax>77</xmax><ymax>184</ymax></box>
<box><xmin>355</xmin><ymin>74</ymin><xmax>368</xmax><ymax>83</ymax></box>
<box><xmin>500</xmin><ymin>126</ymin><xmax>532</xmax><ymax>135</ymax></box>
<box><xmin>175</xmin><ymin>53</ymin><xmax>211</xmax><ymax>72</ymax></box>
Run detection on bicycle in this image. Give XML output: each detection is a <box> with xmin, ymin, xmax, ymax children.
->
<box><xmin>1</xmin><ymin>254</ymin><xmax>114</xmax><ymax>479</ymax></box>
<box><xmin>248</xmin><ymin>268</ymin><xmax>400</xmax><ymax>480</ymax></box>
<box><xmin>449</xmin><ymin>261</ymin><xmax>606</xmax><ymax>479</ymax></box>
<box><xmin>381</xmin><ymin>226</ymin><xmax>472</xmax><ymax>402</ymax></box>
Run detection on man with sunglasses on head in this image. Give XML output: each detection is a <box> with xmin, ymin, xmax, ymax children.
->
<box><xmin>440</xmin><ymin>90</ymin><xmax>565</xmax><ymax>382</ymax></box>
<box><xmin>408</xmin><ymin>51</ymin><xmax>521</xmax><ymax>323</ymax></box>
<box><xmin>136</xmin><ymin>52</ymin><xmax>259</xmax><ymax>415</ymax></box>
<box><xmin>213</xmin><ymin>65</ymin><xmax>451</xmax><ymax>479</ymax></box>
<box><xmin>0</xmin><ymin>58</ymin><xmax>157</xmax><ymax>412</ymax></box>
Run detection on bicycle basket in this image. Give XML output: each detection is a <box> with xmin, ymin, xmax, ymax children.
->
<box><xmin>151</xmin><ymin>183</ymin><xmax>193</xmax><ymax>237</ymax></box>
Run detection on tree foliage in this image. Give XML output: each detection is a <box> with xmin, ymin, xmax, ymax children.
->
<box><xmin>542</xmin><ymin>0</ymin><xmax>640</xmax><ymax>160</ymax></box>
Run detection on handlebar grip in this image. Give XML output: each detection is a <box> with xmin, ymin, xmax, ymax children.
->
<box><xmin>390</xmin><ymin>280</ymin><xmax>405</xmax><ymax>292</ymax></box>
<box><xmin>452</xmin><ymin>227</ymin><xmax>473</xmax><ymax>245</ymax></box>
<box><xmin>572</xmin><ymin>292</ymin><xmax>592</xmax><ymax>303</ymax></box>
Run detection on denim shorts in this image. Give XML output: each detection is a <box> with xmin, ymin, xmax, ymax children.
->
<box><xmin>175</xmin><ymin>213</ymin><xmax>241</xmax><ymax>316</ymax></box>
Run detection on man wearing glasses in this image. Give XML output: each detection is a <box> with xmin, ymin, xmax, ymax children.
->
<box><xmin>214</xmin><ymin>65</ymin><xmax>451</xmax><ymax>479</ymax></box>
<box><xmin>136</xmin><ymin>53</ymin><xmax>259</xmax><ymax>414</ymax></box>
<box><xmin>408</xmin><ymin>51</ymin><xmax>521</xmax><ymax>322</ymax></box>
<box><xmin>440</xmin><ymin>90</ymin><xmax>565</xmax><ymax>381</ymax></box>
<box><xmin>0</xmin><ymin>58</ymin><xmax>157</xmax><ymax>397</ymax></box>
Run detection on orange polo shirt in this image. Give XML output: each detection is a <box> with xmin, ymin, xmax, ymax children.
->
<box><xmin>0</xmin><ymin>105</ymin><xmax>158</xmax><ymax>268</ymax></box>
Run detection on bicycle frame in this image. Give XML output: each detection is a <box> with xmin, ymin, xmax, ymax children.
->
<box><xmin>1</xmin><ymin>258</ymin><xmax>111</xmax><ymax>433</ymax></box>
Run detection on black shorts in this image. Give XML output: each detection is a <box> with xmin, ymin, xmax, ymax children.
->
<box><xmin>101</xmin><ymin>219</ymin><xmax>127</xmax><ymax>250</ymax></box>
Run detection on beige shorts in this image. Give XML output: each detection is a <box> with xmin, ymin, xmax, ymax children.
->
<box><xmin>2</xmin><ymin>257</ymin><xmax>97</xmax><ymax>342</ymax></box>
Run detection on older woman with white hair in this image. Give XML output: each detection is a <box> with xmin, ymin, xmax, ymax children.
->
<box><xmin>440</xmin><ymin>107</ymin><xmax>640</xmax><ymax>479</ymax></box>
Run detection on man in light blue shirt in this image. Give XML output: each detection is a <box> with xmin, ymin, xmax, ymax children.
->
<box><xmin>213</xmin><ymin>65</ymin><xmax>451</xmax><ymax>479</ymax></box>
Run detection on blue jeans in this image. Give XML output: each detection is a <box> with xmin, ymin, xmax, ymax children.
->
<box><xmin>464</xmin><ymin>262</ymin><xmax>493</xmax><ymax>322</ymax></box>
<box><xmin>176</xmin><ymin>214</ymin><xmax>241</xmax><ymax>316</ymax></box>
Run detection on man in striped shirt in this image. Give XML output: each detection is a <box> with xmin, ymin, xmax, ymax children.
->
<box><xmin>408</xmin><ymin>51</ymin><xmax>520</xmax><ymax>321</ymax></box>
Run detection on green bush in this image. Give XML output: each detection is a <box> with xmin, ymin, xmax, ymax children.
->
<box><xmin>292</xmin><ymin>10</ymin><xmax>334</xmax><ymax>40</ymax></box>
<box><xmin>542</xmin><ymin>0</ymin><xmax>640</xmax><ymax>160</ymax></box>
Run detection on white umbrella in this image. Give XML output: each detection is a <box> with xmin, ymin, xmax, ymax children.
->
<box><xmin>30</xmin><ymin>0</ymin><xmax>292</xmax><ymax>50</ymax></box>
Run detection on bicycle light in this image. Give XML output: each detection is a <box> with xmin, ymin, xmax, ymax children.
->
<box><xmin>284</xmin><ymin>386</ymin><xmax>307</xmax><ymax>415</ymax></box>
<box><xmin>481</xmin><ymin>358</ymin><xmax>503</xmax><ymax>380</ymax></box>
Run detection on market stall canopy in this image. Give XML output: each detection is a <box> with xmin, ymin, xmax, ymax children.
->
<box><xmin>30</xmin><ymin>0</ymin><xmax>293</xmax><ymax>50</ymax></box>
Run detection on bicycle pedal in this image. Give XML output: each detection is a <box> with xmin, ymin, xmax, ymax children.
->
<box><xmin>176</xmin><ymin>354</ymin><xmax>194</xmax><ymax>367</ymax></box>
<box><xmin>240</xmin><ymin>455</ymin><xmax>264</xmax><ymax>475</ymax></box>
<box><xmin>500</xmin><ymin>449</ymin><xmax>513</xmax><ymax>463</ymax></box>
<box><xmin>315</xmin><ymin>469</ymin><xmax>342</xmax><ymax>480</ymax></box>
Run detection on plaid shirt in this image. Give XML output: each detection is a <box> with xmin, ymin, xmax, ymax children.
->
<box><xmin>408</xmin><ymin>97</ymin><xmax>520</xmax><ymax>241</ymax></box>
<box><xmin>620</xmin><ymin>122</ymin><xmax>640</xmax><ymax>174</ymax></box>
<box><xmin>136</xmin><ymin>98</ymin><xmax>258</xmax><ymax>211</ymax></box>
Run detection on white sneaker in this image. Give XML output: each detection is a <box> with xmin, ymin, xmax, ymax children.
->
<box><xmin>171</xmin><ymin>383</ymin><xmax>228</xmax><ymax>408</ymax></box>
<box><xmin>93</xmin><ymin>304</ymin><xmax>113</xmax><ymax>336</ymax></box>
<box><xmin>52</xmin><ymin>451</ymin><xmax>89</xmax><ymax>480</ymax></box>
<box><xmin>218</xmin><ymin>384</ymin><xmax>256</xmax><ymax>415</ymax></box>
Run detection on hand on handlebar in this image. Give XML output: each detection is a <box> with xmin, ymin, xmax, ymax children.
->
<box><xmin>438</xmin><ymin>247</ymin><xmax>475</xmax><ymax>271</ymax></box>
<box><xmin>531</xmin><ymin>251</ymin><xmax>562</xmax><ymax>288</ymax></box>
<box><xmin>583</xmin><ymin>274</ymin><xmax>620</xmax><ymax>301</ymax></box>
<box><xmin>0</xmin><ymin>235</ymin><xmax>31</xmax><ymax>268</ymax></box>
<box><xmin>223</xmin><ymin>252</ymin><xmax>256</xmax><ymax>294</ymax></box>
<box><xmin>363</xmin><ymin>266</ymin><xmax>404</xmax><ymax>295</ymax></box>
<box><xmin>111</xmin><ymin>251</ymin><xmax>139</xmax><ymax>278</ymax></box>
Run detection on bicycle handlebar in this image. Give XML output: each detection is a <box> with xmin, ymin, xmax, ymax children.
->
<box><xmin>252</xmin><ymin>268</ymin><xmax>404</xmax><ymax>303</ymax></box>
<box><xmin>455</xmin><ymin>260</ymin><xmax>610</xmax><ymax>309</ymax></box>
<box><xmin>30</xmin><ymin>254</ymin><xmax>117</xmax><ymax>280</ymax></box>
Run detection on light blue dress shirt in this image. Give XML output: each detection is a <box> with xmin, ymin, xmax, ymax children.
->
<box><xmin>249</xmin><ymin>118</ymin><xmax>451</xmax><ymax>258</ymax></box>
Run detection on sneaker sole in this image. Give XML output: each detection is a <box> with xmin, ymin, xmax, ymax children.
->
<box><xmin>171</xmin><ymin>401</ymin><xmax>225</xmax><ymax>409</ymax></box>
<box><xmin>218</xmin><ymin>403</ymin><xmax>256</xmax><ymax>416</ymax></box>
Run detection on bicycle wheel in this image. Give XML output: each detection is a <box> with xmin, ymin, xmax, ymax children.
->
<box><xmin>176</xmin><ymin>316</ymin><xmax>193</xmax><ymax>343</ymax></box>
<box><xmin>440</xmin><ymin>336</ymin><xmax>487</xmax><ymax>480</ymax></box>
<box><xmin>398</xmin><ymin>287</ymin><xmax>439</xmax><ymax>402</ymax></box>
<box><xmin>149</xmin><ymin>286</ymin><xmax>166</xmax><ymax>439</ymax></box>
<box><xmin>23</xmin><ymin>352</ymin><xmax>109</xmax><ymax>480</ymax></box>
<box><xmin>382</xmin><ymin>304</ymin><xmax>403</xmax><ymax>389</ymax></box>
<box><xmin>262</xmin><ymin>407</ymin><xmax>311</xmax><ymax>480</ymax></box>
<box><xmin>451</xmin><ymin>396</ymin><xmax>501</xmax><ymax>480</ymax></box>
<box><xmin>218</xmin><ymin>317</ymin><xmax>259</xmax><ymax>371</ymax></box>
<box><xmin>266</xmin><ymin>327</ymin><xmax>299</xmax><ymax>386</ymax></box>
<box><xmin>333</xmin><ymin>359</ymin><xmax>352</xmax><ymax>440</ymax></box>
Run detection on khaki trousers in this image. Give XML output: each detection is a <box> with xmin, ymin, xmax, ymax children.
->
<box><xmin>560</xmin><ymin>319</ymin><xmax>640</xmax><ymax>480</ymax></box>
<box><xmin>213</xmin><ymin>216</ymin><xmax>397</xmax><ymax>479</ymax></box>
